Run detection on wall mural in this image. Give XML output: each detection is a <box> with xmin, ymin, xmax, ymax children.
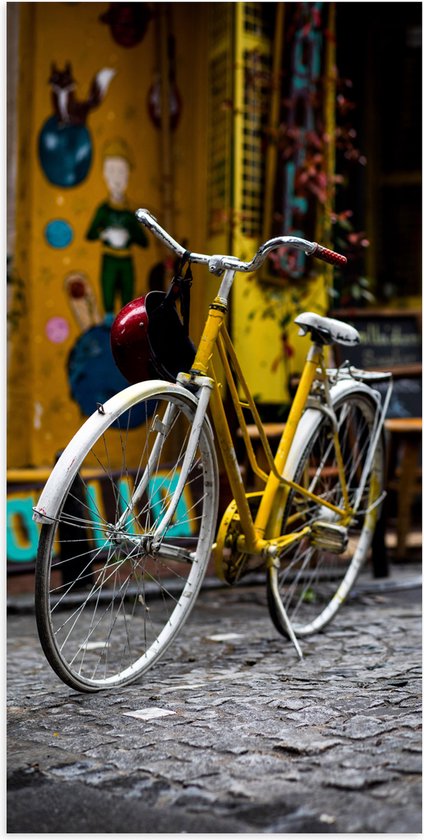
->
<box><xmin>44</xmin><ymin>218</ymin><xmax>74</xmax><ymax>248</ymax></box>
<box><xmin>64</xmin><ymin>272</ymin><xmax>102</xmax><ymax>333</ymax></box>
<box><xmin>86</xmin><ymin>138</ymin><xmax>148</xmax><ymax>325</ymax></box>
<box><xmin>36</xmin><ymin>48</ymin><xmax>150</xmax><ymax>418</ymax></box>
<box><xmin>63</xmin><ymin>137</ymin><xmax>149</xmax><ymax>421</ymax></box>
<box><xmin>33</xmin><ymin>10</ymin><xmax>184</xmax><ymax>430</ymax></box>
<box><xmin>38</xmin><ymin>62</ymin><xmax>116</xmax><ymax>187</ymax></box>
<box><xmin>66</xmin><ymin>321</ymin><xmax>148</xmax><ymax>424</ymax></box>
<box><xmin>8</xmin><ymin>3</ymin><xmax>186</xmax><ymax>571</ymax></box>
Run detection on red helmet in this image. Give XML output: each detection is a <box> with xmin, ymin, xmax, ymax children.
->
<box><xmin>110</xmin><ymin>291</ymin><xmax>196</xmax><ymax>384</ymax></box>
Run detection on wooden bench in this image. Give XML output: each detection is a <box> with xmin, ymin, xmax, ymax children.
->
<box><xmin>331</xmin><ymin>309</ymin><xmax>422</xmax><ymax>566</ymax></box>
<box><xmin>384</xmin><ymin>417</ymin><xmax>422</xmax><ymax>559</ymax></box>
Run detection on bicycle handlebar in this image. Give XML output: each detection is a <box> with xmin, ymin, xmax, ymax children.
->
<box><xmin>136</xmin><ymin>208</ymin><xmax>347</xmax><ymax>274</ymax></box>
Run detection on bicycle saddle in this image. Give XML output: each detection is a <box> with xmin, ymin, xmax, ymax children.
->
<box><xmin>295</xmin><ymin>312</ymin><xmax>360</xmax><ymax>346</ymax></box>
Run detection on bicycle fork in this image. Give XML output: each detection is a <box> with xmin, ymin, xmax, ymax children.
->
<box><xmin>153</xmin><ymin>380</ymin><xmax>214</xmax><ymax>539</ymax></box>
<box><xmin>114</xmin><ymin>379</ymin><xmax>214</xmax><ymax>546</ymax></box>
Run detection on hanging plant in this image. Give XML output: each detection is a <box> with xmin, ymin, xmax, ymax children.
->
<box><xmin>255</xmin><ymin>70</ymin><xmax>373</xmax><ymax>331</ymax></box>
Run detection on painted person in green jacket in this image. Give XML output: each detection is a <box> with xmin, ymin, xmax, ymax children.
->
<box><xmin>86</xmin><ymin>138</ymin><xmax>148</xmax><ymax>325</ymax></box>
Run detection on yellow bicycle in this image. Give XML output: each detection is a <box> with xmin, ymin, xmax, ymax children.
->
<box><xmin>33</xmin><ymin>210</ymin><xmax>390</xmax><ymax>691</ymax></box>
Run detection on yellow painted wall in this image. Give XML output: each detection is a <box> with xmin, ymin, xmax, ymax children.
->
<box><xmin>233</xmin><ymin>275</ymin><xmax>329</xmax><ymax>404</ymax></box>
<box><xmin>8</xmin><ymin>2</ymin><xmax>209</xmax><ymax>469</ymax></box>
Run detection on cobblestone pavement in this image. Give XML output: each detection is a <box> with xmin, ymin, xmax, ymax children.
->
<box><xmin>7</xmin><ymin>563</ymin><xmax>422</xmax><ymax>834</ymax></box>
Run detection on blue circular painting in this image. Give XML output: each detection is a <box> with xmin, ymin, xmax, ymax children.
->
<box><xmin>38</xmin><ymin>116</ymin><xmax>92</xmax><ymax>187</ymax></box>
<box><xmin>67</xmin><ymin>323</ymin><xmax>151</xmax><ymax>428</ymax></box>
<box><xmin>45</xmin><ymin>219</ymin><xmax>74</xmax><ymax>249</ymax></box>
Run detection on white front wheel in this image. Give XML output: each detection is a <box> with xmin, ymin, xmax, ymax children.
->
<box><xmin>35</xmin><ymin>384</ymin><xmax>218</xmax><ymax>691</ymax></box>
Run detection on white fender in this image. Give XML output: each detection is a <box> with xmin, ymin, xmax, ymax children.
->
<box><xmin>33</xmin><ymin>380</ymin><xmax>201</xmax><ymax>525</ymax></box>
<box><xmin>283</xmin><ymin>378</ymin><xmax>381</xmax><ymax>482</ymax></box>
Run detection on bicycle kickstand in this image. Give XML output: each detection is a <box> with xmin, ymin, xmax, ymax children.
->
<box><xmin>268</xmin><ymin>563</ymin><xmax>303</xmax><ymax>660</ymax></box>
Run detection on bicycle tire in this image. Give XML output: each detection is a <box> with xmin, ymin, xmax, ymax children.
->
<box><xmin>266</xmin><ymin>383</ymin><xmax>384</xmax><ymax>637</ymax></box>
<box><xmin>35</xmin><ymin>382</ymin><xmax>218</xmax><ymax>691</ymax></box>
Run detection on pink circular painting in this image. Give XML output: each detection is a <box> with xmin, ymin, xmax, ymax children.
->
<box><xmin>46</xmin><ymin>316</ymin><xmax>70</xmax><ymax>343</ymax></box>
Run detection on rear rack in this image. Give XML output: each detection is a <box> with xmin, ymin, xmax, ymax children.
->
<box><xmin>323</xmin><ymin>364</ymin><xmax>393</xmax><ymax>384</ymax></box>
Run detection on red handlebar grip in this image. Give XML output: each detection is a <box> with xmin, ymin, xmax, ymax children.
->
<box><xmin>313</xmin><ymin>244</ymin><xmax>347</xmax><ymax>266</ymax></box>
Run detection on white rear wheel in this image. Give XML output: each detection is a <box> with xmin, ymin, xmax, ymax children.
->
<box><xmin>267</xmin><ymin>386</ymin><xmax>384</xmax><ymax>637</ymax></box>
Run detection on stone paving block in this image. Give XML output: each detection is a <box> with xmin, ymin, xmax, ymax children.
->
<box><xmin>7</xmin><ymin>569</ymin><xmax>422</xmax><ymax>834</ymax></box>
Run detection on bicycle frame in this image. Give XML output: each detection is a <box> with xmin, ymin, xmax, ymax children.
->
<box><xmin>177</xmin><ymin>277</ymin><xmax>354</xmax><ymax>564</ymax></box>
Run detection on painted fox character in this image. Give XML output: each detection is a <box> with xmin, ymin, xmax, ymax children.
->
<box><xmin>48</xmin><ymin>62</ymin><xmax>116</xmax><ymax>126</ymax></box>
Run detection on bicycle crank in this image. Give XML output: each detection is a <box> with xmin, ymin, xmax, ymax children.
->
<box><xmin>213</xmin><ymin>494</ymin><xmax>264</xmax><ymax>584</ymax></box>
<box><xmin>310</xmin><ymin>521</ymin><xmax>348</xmax><ymax>554</ymax></box>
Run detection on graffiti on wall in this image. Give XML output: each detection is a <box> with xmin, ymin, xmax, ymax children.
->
<box><xmin>279</xmin><ymin>2</ymin><xmax>324</xmax><ymax>279</ymax></box>
<box><xmin>7</xmin><ymin>469</ymin><xmax>194</xmax><ymax>567</ymax></box>
<box><xmin>7</xmin><ymin>490</ymin><xmax>41</xmax><ymax>564</ymax></box>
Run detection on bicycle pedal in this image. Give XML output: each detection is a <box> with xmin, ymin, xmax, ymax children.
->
<box><xmin>310</xmin><ymin>521</ymin><xmax>348</xmax><ymax>554</ymax></box>
<box><xmin>221</xmin><ymin>550</ymin><xmax>247</xmax><ymax>585</ymax></box>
